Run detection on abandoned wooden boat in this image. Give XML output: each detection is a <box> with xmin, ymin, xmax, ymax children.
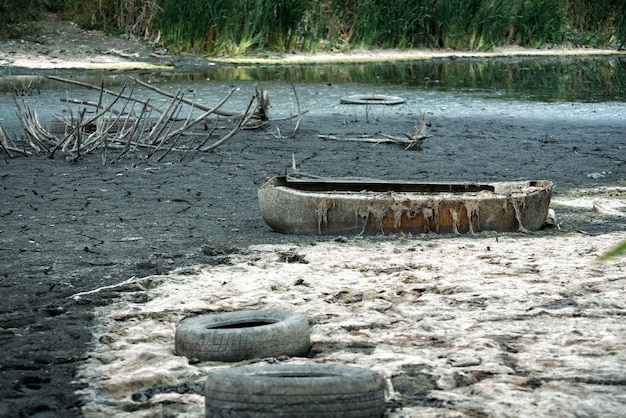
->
<box><xmin>258</xmin><ymin>175</ymin><xmax>553</xmax><ymax>235</ymax></box>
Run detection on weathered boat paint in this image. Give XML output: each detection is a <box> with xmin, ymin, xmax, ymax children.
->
<box><xmin>258</xmin><ymin>176</ymin><xmax>553</xmax><ymax>235</ymax></box>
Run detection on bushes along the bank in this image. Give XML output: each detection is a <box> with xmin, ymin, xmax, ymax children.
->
<box><xmin>2</xmin><ymin>0</ymin><xmax>625</xmax><ymax>54</ymax></box>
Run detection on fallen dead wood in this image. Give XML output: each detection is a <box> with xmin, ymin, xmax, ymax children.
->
<box><xmin>68</xmin><ymin>275</ymin><xmax>158</xmax><ymax>301</ymax></box>
<box><xmin>403</xmin><ymin>111</ymin><xmax>431</xmax><ymax>150</ymax></box>
<box><xmin>0</xmin><ymin>125</ymin><xmax>27</xmax><ymax>159</ymax></box>
<box><xmin>10</xmin><ymin>76</ymin><xmax>269</xmax><ymax>163</ymax></box>
<box><xmin>319</xmin><ymin>111</ymin><xmax>431</xmax><ymax>150</ymax></box>
<box><xmin>129</xmin><ymin>76</ymin><xmax>239</xmax><ymax>118</ymax></box>
<box><xmin>318</xmin><ymin>134</ymin><xmax>411</xmax><ymax>144</ymax></box>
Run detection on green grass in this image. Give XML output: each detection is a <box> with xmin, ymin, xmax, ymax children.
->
<box><xmin>598</xmin><ymin>238</ymin><xmax>626</xmax><ymax>261</ymax></box>
<box><xmin>0</xmin><ymin>0</ymin><xmax>46</xmax><ymax>38</ymax></box>
<box><xmin>157</xmin><ymin>0</ymin><xmax>312</xmax><ymax>55</ymax></box>
<box><xmin>4</xmin><ymin>0</ymin><xmax>626</xmax><ymax>53</ymax></box>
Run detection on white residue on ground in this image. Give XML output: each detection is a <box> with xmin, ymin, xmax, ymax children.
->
<box><xmin>75</xmin><ymin>232</ymin><xmax>626</xmax><ymax>418</ymax></box>
<box><xmin>553</xmin><ymin>187</ymin><xmax>626</xmax><ymax>217</ymax></box>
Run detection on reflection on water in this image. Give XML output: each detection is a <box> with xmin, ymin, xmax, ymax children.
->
<box><xmin>155</xmin><ymin>56</ymin><xmax>626</xmax><ymax>103</ymax></box>
<box><xmin>1</xmin><ymin>56</ymin><xmax>625</xmax><ymax>103</ymax></box>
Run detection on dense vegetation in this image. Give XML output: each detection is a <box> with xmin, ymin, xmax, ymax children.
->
<box><xmin>1</xmin><ymin>0</ymin><xmax>625</xmax><ymax>55</ymax></box>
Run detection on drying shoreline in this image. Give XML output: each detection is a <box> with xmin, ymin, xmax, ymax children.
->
<box><xmin>1</xmin><ymin>24</ymin><xmax>625</xmax><ymax>417</ymax></box>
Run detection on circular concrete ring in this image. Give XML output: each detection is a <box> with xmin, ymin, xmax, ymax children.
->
<box><xmin>174</xmin><ymin>309</ymin><xmax>310</xmax><ymax>362</ymax></box>
<box><xmin>340</xmin><ymin>94</ymin><xmax>406</xmax><ymax>105</ymax></box>
<box><xmin>204</xmin><ymin>363</ymin><xmax>387</xmax><ymax>417</ymax></box>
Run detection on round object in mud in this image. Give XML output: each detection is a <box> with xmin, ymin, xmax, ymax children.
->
<box><xmin>174</xmin><ymin>310</ymin><xmax>310</xmax><ymax>362</ymax></box>
<box><xmin>204</xmin><ymin>363</ymin><xmax>387</xmax><ymax>418</ymax></box>
<box><xmin>340</xmin><ymin>94</ymin><xmax>406</xmax><ymax>105</ymax></box>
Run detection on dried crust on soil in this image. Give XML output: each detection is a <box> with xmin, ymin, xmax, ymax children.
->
<box><xmin>1</xmin><ymin>15</ymin><xmax>625</xmax><ymax>418</ymax></box>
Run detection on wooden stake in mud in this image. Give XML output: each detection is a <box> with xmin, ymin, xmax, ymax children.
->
<box><xmin>256</xmin><ymin>85</ymin><xmax>270</xmax><ymax>121</ymax></box>
<box><xmin>287</xmin><ymin>79</ymin><xmax>305</xmax><ymax>137</ymax></box>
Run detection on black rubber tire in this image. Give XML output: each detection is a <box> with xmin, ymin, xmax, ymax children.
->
<box><xmin>204</xmin><ymin>363</ymin><xmax>386</xmax><ymax>417</ymax></box>
<box><xmin>174</xmin><ymin>310</ymin><xmax>310</xmax><ymax>362</ymax></box>
<box><xmin>340</xmin><ymin>94</ymin><xmax>406</xmax><ymax>105</ymax></box>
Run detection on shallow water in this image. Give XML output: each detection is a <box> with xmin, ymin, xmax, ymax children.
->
<box><xmin>1</xmin><ymin>56</ymin><xmax>624</xmax><ymax>131</ymax></box>
<box><xmin>159</xmin><ymin>55</ymin><xmax>626</xmax><ymax>103</ymax></box>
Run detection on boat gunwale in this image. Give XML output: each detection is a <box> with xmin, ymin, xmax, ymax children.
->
<box><xmin>262</xmin><ymin>176</ymin><xmax>552</xmax><ymax>195</ymax></box>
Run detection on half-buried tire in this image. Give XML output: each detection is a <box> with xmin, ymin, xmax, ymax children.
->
<box><xmin>340</xmin><ymin>94</ymin><xmax>406</xmax><ymax>105</ymax></box>
<box><xmin>174</xmin><ymin>310</ymin><xmax>310</xmax><ymax>362</ymax></box>
<box><xmin>204</xmin><ymin>363</ymin><xmax>387</xmax><ymax>418</ymax></box>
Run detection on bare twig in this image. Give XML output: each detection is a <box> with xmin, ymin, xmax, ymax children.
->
<box><xmin>59</xmin><ymin>98</ymin><xmax>125</xmax><ymax>115</ymax></box>
<box><xmin>403</xmin><ymin>111</ymin><xmax>431</xmax><ymax>150</ymax></box>
<box><xmin>287</xmin><ymin>79</ymin><xmax>305</xmax><ymax>137</ymax></box>
<box><xmin>318</xmin><ymin>134</ymin><xmax>410</xmax><ymax>144</ymax></box>
<box><xmin>47</xmin><ymin>75</ymin><xmax>161</xmax><ymax>114</ymax></box>
<box><xmin>194</xmin><ymin>116</ymin><xmax>220</xmax><ymax>150</ymax></box>
<box><xmin>0</xmin><ymin>125</ymin><xmax>13</xmax><ymax>160</ymax></box>
<box><xmin>68</xmin><ymin>276</ymin><xmax>153</xmax><ymax>300</ymax></box>
<box><xmin>318</xmin><ymin>112</ymin><xmax>432</xmax><ymax>151</ymax></box>
<box><xmin>130</xmin><ymin>76</ymin><xmax>243</xmax><ymax>118</ymax></box>
<box><xmin>200</xmin><ymin>96</ymin><xmax>258</xmax><ymax>152</ymax></box>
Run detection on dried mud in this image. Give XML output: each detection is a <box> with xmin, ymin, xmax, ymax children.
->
<box><xmin>1</xmin><ymin>18</ymin><xmax>626</xmax><ymax>417</ymax></box>
<box><xmin>1</xmin><ymin>111</ymin><xmax>625</xmax><ymax>417</ymax></box>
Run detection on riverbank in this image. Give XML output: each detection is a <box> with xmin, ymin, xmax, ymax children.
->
<box><xmin>1</xmin><ymin>18</ymin><xmax>625</xmax><ymax>418</ymax></box>
<box><xmin>1</xmin><ymin>16</ymin><xmax>625</xmax><ymax>72</ymax></box>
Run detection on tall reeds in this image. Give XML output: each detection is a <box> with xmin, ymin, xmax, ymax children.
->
<box><xmin>158</xmin><ymin>0</ymin><xmax>312</xmax><ymax>55</ymax></box>
<box><xmin>565</xmin><ymin>0</ymin><xmax>626</xmax><ymax>47</ymax></box>
<box><xmin>6</xmin><ymin>0</ymin><xmax>626</xmax><ymax>53</ymax></box>
<box><xmin>349</xmin><ymin>0</ymin><xmax>568</xmax><ymax>50</ymax></box>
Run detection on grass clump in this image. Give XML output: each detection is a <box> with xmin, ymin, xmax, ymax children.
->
<box><xmin>0</xmin><ymin>0</ymin><xmax>47</xmax><ymax>38</ymax></box>
<box><xmin>2</xmin><ymin>0</ymin><xmax>625</xmax><ymax>53</ymax></box>
<box><xmin>158</xmin><ymin>0</ymin><xmax>312</xmax><ymax>55</ymax></box>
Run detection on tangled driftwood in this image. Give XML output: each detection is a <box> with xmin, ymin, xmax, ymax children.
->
<box><xmin>8</xmin><ymin>75</ymin><xmax>270</xmax><ymax>163</ymax></box>
<box><xmin>318</xmin><ymin>111</ymin><xmax>431</xmax><ymax>150</ymax></box>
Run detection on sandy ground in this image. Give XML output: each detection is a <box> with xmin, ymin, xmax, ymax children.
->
<box><xmin>76</xmin><ymin>234</ymin><xmax>626</xmax><ymax>417</ymax></box>
<box><xmin>1</xmin><ymin>16</ymin><xmax>626</xmax><ymax>418</ymax></box>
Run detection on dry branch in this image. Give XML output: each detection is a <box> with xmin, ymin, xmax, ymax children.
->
<box><xmin>318</xmin><ymin>134</ymin><xmax>410</xmax><ymax>144</ymax></box>
<box><xmin>200</xmin><ymin>96</ymin><xmax>259</xmax><ymax>152</ymax></box>
<box><xmin>47</xmin><ymin>75</ymin><xmax>160</xmax><ymax>114</ymax></box>
<box><xmin>129</xmin><ymin>76</ymin><xmax>244</xmax><ymax>118</ymax></box>
<box><xmin>403</xmin><ymin>111</ymin><xmax>431</xmax><ymax>150</ymax></box>
<box><xmin>10</xmin><ymin>76</ymin><xmax>265</xmax><ymax>162</ymax></box>
<box><xmin>287</xmin><ymin>79</ymin><xmax>305</xmax><ymax>136</ymax></box>
<box><xmin>318</xmin><ymin>112</ymin><xmax>431</xmax><ymax>150</ymax></box>
<box><xmin>0</xmin><ymin>125</ymin><xmax>16</xmax><ymax>159</ymax></box>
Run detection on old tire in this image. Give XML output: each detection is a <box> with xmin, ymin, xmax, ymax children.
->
<box><xmin>204</xmin><ymin>363</ymin><xmax>386</xmax><ymax>417</ymax></box>
<box><xmin>174</xmin><ymin>310</ymin><xmax>310</xmax><ymax>362</ymax></box>
<box><xmin>340</xmin><ymin>94</ymin><xmax>406</xmax><ymax>105</ymax></box>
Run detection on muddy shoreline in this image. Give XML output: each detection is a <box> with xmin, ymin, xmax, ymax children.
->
<box><xmin>2</xmin><ymin>106</ymin><xmax>625</xmax><ymax>416</ymax></box>
<box><xmin>1</xmin><ymin>22</ymin><xmax>626</xmax><ymax>416</ymax></box>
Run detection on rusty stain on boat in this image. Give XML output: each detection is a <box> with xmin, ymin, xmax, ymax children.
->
<box><xmin>258</xmin><ymin>175</ymin><xmax>553</xmax><ymax>235</ymax></box>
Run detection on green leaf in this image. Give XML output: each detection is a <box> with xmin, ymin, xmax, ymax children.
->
<box><xmin>598</xmin><ymin>237</ymin><xmax>626</xmax><ymax>261</ymax></box>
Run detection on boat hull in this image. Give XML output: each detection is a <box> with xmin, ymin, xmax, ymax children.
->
<box><xmin>258</xmin><ymin>176</ymin><xmax>553</xmax><ymax>235</ymax></box>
